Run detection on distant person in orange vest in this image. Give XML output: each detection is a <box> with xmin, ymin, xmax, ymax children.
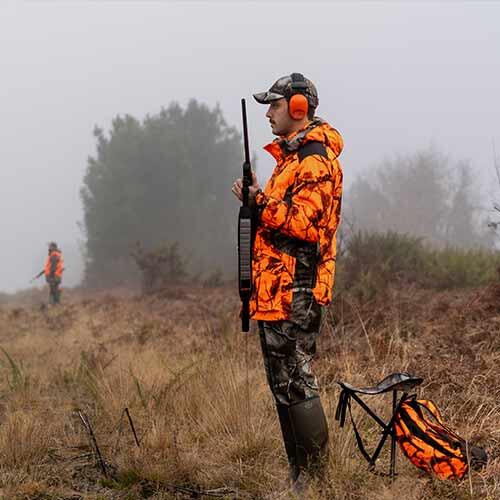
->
<box><xmin>44</xmin><ymin>242</ymin><xmax>64</xmax><ymax>305</ymax></box>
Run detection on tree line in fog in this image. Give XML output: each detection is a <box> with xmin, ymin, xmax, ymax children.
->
<box><xmin>80</xmin><ymin>101</ymin><xmax>494</xmax><ymax>287</ymax></box>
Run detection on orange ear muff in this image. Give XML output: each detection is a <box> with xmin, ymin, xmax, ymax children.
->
<box><xmin>289</xmin><ymin>94</ymin><xmax>308</xmax><ymax>120</ymax></box>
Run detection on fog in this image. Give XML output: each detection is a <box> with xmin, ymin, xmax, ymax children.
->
<box><xmin>1</xmin><ymin>2</ymin><xmax>499</xmax><ymax>292</ymax></box>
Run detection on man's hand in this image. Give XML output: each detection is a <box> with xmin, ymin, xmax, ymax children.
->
<box><xmin>232</xmin><ymin>170</ymin><xmax>261</xmax><ymax>205</ymax></box>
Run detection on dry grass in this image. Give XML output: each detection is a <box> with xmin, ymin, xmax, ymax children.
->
<box><xmin>0</xmin><ymin>283</ymin><xmax>499</xmax><ymax>499</ymax></box>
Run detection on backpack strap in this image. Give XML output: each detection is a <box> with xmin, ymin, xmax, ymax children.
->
<box><xmin>297</xmin><ymin>140</ymin><xmax>328</xmax><ymax>163</ymax></box>
<box><xmin>415</xmin><ymin>398</ymin><xmax>445</xmax><ymax>426</ymax></box>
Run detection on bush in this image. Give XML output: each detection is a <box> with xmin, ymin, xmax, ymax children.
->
<box><xmin>336</xmin><ymin>231</ymin><xmax>500</xmax><ymax>300</ymax></box>
<box><xmin>423</xmin><ymin>247</ymin><xmax>500</xmax><ymax>289</ymax></box>
<box><xmin>202</xmin><ymin>268</ymin><xmax>224</xmax><ymax>288</ymax></box>
<box><xmin>336</xmin><ymin>231</ymin><xmax>426</xmax><ymax>300</ymax></box>
<box><xmin>130</xmin><ymin>241</ymin><xmax>188</xmax><ymax>293</ymax></box>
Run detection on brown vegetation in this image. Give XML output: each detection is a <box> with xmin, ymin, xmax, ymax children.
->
<box><xmin>0</xmin><ymin>283</ymin><xmax>499</xmax><ymax>499</ymax></box>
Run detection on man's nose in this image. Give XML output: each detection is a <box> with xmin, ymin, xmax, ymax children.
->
<box><xmin>265</xmin><ymin>106</ymin><xmax>272</xmax><ymax>119</ymax></box>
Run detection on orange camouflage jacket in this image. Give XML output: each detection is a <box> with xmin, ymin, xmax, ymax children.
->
<box><xmin>250</xmin><ymin>119</ymin><xmax>343</xmax><ymax>321</ymax></box>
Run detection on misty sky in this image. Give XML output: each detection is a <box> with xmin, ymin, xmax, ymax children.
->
<box><xmin>1</xmin><ymin>1</ymin><xmax>500</xmax><ymax>292</ymax></box>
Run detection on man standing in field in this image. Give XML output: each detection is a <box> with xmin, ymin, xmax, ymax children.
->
<box><xmin>44</xmin><ymin>241</ymin><xmax>64</xmax><ymax>305</ymax></box>
<box><xmin>232</xmin><ymin>73</ymin><xmax>344</xmax><ymax>491</ymax></box>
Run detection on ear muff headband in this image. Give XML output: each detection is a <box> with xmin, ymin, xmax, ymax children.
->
<box><xmin>289</xmin><ymin>73</ymin><xmax>309</xmax><ymax>120</ymax></box>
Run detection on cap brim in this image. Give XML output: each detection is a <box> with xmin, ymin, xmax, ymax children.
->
<box><xmin>253</xmin><ymin>91</ymin><xmax>285</xmax><ymax>104</ymax></box>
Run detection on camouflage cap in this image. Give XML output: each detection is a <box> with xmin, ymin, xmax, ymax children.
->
<box><xmin>253</xmin><ymin>74</ymin><xmax>319</xmax><ymax>109</ymax></box>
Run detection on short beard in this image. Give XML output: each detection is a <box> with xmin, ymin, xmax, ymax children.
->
<box><xmin>271</xmin><ymin>124</ymin><xmax>289</xmax><ymax>137</ymax></box>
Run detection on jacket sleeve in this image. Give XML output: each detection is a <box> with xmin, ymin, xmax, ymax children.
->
<box><xmin>256</xmin><ymin>155</ymin><xmax>342</xmax><ymax>243</ymax></box>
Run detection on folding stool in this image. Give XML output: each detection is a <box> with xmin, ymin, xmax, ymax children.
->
<box><xmin>335</xmin><ymin>372</ymin><xmax>423</xmax><ymax>479</ymax></box>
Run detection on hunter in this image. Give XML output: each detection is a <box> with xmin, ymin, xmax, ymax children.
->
<box><xmin>44</xmin><ymin>241</ymin><xmax>64</xmax><ymax>304</ymax></box>
<box><xmin>232</xmin><ymin>73</ymin><xmax>344</xmax><ymax>491</ymax></box>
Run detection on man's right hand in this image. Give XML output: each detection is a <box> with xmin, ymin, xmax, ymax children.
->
<box><xmin>232</xmin><ymin>171</ymin><xmax>261</xmax><ymax>205</ymax></box>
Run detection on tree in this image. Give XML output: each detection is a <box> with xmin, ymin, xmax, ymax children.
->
<box><xmin>80</xmin><ymin>100</ymin><xmax>242</xmax><ymax>286</ymax></box>
<box><xmin>130</xmin><ymin>241</ymin><xmax>188</xmax><ymax>293</ymax></box>
<box><xmin>346</xmin><ymin>149</ymin><xmax>490</xmax><ymax>249</ymax></box>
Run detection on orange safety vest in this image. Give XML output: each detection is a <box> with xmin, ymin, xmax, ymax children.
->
<box><xmin>251</xmin><ymin>119</ymin><xmax>343</xmax><ymax>321</ymax></box>
<box><xmin>44</xmin><ymin>250</ymin><xmax>64</xmax><ymax>279</ymax></box>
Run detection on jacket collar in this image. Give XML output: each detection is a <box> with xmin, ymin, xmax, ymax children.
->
<box><xmin>263</xmin><ymin>118</ymin><xmax>325</xmax><ymax>160</ymax></box>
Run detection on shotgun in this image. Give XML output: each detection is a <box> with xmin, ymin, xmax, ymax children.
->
<box><xmin>31</xmin><ymin>270</ymin><xmax>44</xmax><ymax>283</ymax></box>
<box><xmin>238</xmin><ymin>98</ymin><xmax>253</xmax><ymax>332</ymax></box>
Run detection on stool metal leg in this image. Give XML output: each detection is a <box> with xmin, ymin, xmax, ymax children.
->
<box><xmin>368</xmin><ymin>420</ymin><xmax>393</xmax><ymax>469</ymax></box>
<box><xmin>369</xmin><ymin>392</ymin><xmax>407</xmax><ymax>474</ymax></box>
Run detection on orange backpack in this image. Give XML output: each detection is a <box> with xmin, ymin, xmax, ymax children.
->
<box><xmin>394</xmin><ymin>397</ymin><xmax>487</xmax><ymax>479</ymax></box>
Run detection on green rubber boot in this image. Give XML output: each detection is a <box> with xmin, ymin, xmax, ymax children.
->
<box><xmin>288</xmin><ymin>396</ymin><xmax>329</xmax><ymax>491</ymax></box>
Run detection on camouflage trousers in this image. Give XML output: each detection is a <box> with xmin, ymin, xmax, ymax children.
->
<box><xmin>47</xmin><ymin>278</ymin><xmax>61</xmax><ymax>305</ymax></box>
<box><xmin>258</xmin><ymin>291</ymin><xmax>324</xmax><ymax>406</ymax></box>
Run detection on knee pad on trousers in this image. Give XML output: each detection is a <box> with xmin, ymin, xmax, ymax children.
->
<box><xmin>289</xmin><ymin>396</ymin><xmax>329</xmax><ymax>473</ymax></box>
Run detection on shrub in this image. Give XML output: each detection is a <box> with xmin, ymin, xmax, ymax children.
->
<box><xmin>423</xmin><ymin>247</ymin><xmax>500</xmax><ymax>289</ymax></box>
<box><xmin>202</xmin><ymin>268</ymin><xmax>224</xmax><ymax>288</ymax></box>
<box><xmin>130</xmin><ymin>241</ymin><xmax>188</xmax><ymax>293</ymax></box>
<box><xmin>336</xmin><ymin>231</ymin><xmax>426</xmax><ymax>300</ymax></box>
<box><xmin>336</xmin><ymin>230</ymin><xmax>500</xmax><ymax>300</ymax></box>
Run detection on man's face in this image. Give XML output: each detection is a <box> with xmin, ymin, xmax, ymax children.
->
<box><xmin>265</xmin><ymin>98</ymin><xmax>294</xmax><ymax>136</ymax></box>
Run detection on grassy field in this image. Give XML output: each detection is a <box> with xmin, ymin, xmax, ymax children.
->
<box><xmin>0</xmin><ymin>283</ymin><xmax>499</xmax><ymax>499</ymax></box>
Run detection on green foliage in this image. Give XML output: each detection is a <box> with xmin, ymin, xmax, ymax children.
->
<box><xmin>337</xmin><ymin>231</ymin><xmax>500</xmax><ymax>300</ymax></box>
<box><xmin>81</xmin><ymin>100</ymin><xmax>241</xmax><ymax>286</ymax></box>
<box><xmin>131</xmin><ymin>241</ymin><xmax>188</xmax><ymax>293</ymax></box>
<box><xmin>424</xmin><ymin>247</ymin><xmax>500</xmax><ymax>289</ymax></box>
<box><xmin>337</xmin><ymin>231</ymin><xmax>426</xmax><ymax>300</ymax></box>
